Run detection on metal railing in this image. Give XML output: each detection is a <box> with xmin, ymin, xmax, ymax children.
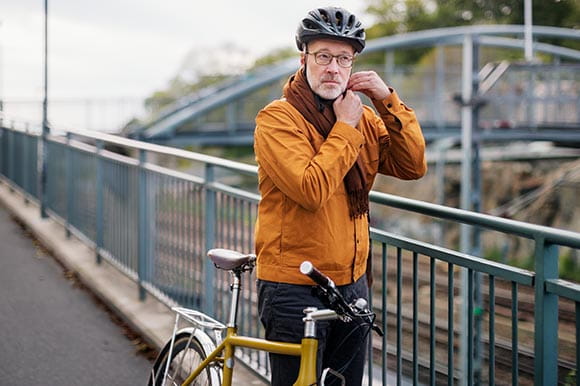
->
<box><xmin>1</xmin><ymin>122</ymin><xmax>579</xmax><ymax>385</ymax></box>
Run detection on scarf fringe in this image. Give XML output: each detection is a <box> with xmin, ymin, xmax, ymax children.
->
<box><xmin>348</xmin><ymin>189</ymin><xmax>369</xmax><ymax>219</ymax></box>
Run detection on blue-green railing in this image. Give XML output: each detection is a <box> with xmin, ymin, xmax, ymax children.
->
<box><xmin>1</xmin><ymin>123</ymin><xmax>579</xmax><ymax>385</ymax></box>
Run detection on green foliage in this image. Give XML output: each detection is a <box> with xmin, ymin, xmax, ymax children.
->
<box><xmin>483</xmin><ymin>247</ymin><xmax>580</xmax><ymax>283</ymax></box>
<box><xmin>221</xmin><ymin>145</ymin><xmax>256</xmax><ymax>162</ymax></box>
<box><xmin>363</xmin><ymin>0</ymin><xmax>580</xmax><ymax>64</ymax></box>
<box><xmin>519</xmin><ymin>255</ymin><xmax>535</xmax><ymax>271</ymax></box>
<box><xmin>144</xmin><ymin>90</ymin><xmax>177</xmax><ymax>113</ymax></box>
<box><xmin>560</xmin><ymin>251</ymin><xmax>580</xmax><ymax>283</ymax></box>
<box><xmin>144</xmin><ymin>73</ymin><xmax>232</xmax><ymax>114</ymax></box>
<box><xmin>484</xmin><ymin>246</ymin><xmax>505</xmax><ymax>263</ymax></box>
<box><xmin>491</xmin><ymin>253</ymin><xmax>536</xmax><ymax>272</ymax></box>
<box><xmin>564</xmin><ymin>369</ymin><xmax>576</xmax><ymax>386</ymax></box>
<box><xmin>143</xmin><ymin>46</ymin><xmax>296</xmax><ymax>116</ymax></box>
<box><xmin>249</xmin><ymin>47</ymin><xmax>298</xmax><ymax>70</ymax></box>
<box><xmin>365</xmin><ymin>0</ymin><xmax>579</xmax><ymax>29</ymax></box>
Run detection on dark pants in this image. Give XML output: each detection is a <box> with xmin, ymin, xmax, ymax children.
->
<box><xmin>257</xmin><ymin>276</ymin><xmax>369</xmax><ymax>386</ymax></box>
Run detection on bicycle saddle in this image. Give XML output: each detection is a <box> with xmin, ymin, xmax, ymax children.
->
<box><xmin>207</xmin><ymin>248</ymin><xmax>256</xmax><ymax>270</ymax></box>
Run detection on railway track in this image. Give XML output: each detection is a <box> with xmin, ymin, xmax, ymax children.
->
<box><xmin>370</xmin><ymin>303</ymin><xmax>576</xmax><ymax>384</ymax></box>
<box><xmin>370</xmin><ymin>252</ymin><xmax>577</xmax><ymax>383</ymax></box>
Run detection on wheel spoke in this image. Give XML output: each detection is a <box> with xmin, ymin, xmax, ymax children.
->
<box><xmin>149</xmin><ymin>332</ymin><xmax>220</xmax><ymax>386</ymax></box>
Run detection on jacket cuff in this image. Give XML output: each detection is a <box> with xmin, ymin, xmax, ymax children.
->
<box><xmin>332</xmin><ymin>121</ymin><xmax>365</xmax><ymax>148</ymax></box>
<box><xmin>372</xmin><ymin>88</ymin><xmax>405</xmax><ymax>117</ymax></box>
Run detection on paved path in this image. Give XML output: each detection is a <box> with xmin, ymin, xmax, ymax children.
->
<box><xmin>0</xmin><ymin>204</ymin><xmax>151</xmax><ymax>385</ymax></box>
<box><xmin>0</xmin><ymin>182</ymin><xmax>266</xmax><ymax>385</ymax></box>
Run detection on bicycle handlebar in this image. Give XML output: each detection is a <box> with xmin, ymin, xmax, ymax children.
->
<box><xmin>299</xmin><ymin>260</ymin><xmax>384</xmax><ymax>337</ymax></box>
<box><xmin>300</xmin><ymin>261</ymin><xmax>334</xmax><ymax>289</ymax></box>
<box><xmin>300</xmin><ymin>261</ymin><xmax>357</xmax><ymax>318</ymax></box>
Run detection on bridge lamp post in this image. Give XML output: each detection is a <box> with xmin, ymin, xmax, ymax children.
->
<box><xmin>458</xmin><ymin>33</ymin><xmax>485</xmax><ymax>385</ymax></box>
<box><xmin>0</xmin><ymin>20</ymin><xmax>3</xmax><ymax>113</ymax></box>
<box><xmin>524</xmin><ymin>0</ymin><xmax>533</xmax><ymax>61</ymax></box>
<box><xmin>40</xmin><ymin>0</ymin><xmax>49</xmax><ymax>218</ymax></box>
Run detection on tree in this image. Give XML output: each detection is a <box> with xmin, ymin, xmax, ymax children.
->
<box><xmin>363</xmin><ymin>0</ymin><xmax>580</xmax><ymax>63</ymax></box>
<box><xmin>249</xmin><ymin>47</ymin><xmax>297</xmax><ymax>70</ymax></box>
<box><xmin>142</xmin><ymin>43</ymin><xmax>253</xmax><ymax>114</ymax></box>
<box><xmin>365</xmin><ymin>0</ymin><xmax>579</xmax><ymax>29</ymax></box>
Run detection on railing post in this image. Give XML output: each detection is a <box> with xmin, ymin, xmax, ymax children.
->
<box><xmin>534</xmin><ymin>237</ymin><xmax>559</xmax><ymax>385</ymax></box>
<box><xmin>0</xmin><ymin>124</ymin><xmax>3</xmax><ymax>181</ymax></box>
<box><xmin>137</xmin><ymin>149</ymin><xmax>148</xmax><ymax>301</ymax></box>
<box><xmin>23</xmin><ymin>125</ymin><xmax>30</xmax><ymax>204</ymax></box>
<box><xmin>40</xmin><ymin>123</ymin><xmax>49</xmax><ymax>218</ymax></box>
<box><xmin>65</xmin><ymin>132</ymin><xmax>73</xmax><ymax>238</ymax></box>
<box><xmin>95</xmin><ymin>140</ymin><xmax>104</xmax><ymax>264</ymax></box>
<box><xmin>18</xmin><ymin>133</ymin><xmax>28</xmax><ymax>203</ymax></box>
<box><xmin>8</xmin><ymin>124</ymin><xmax>14</xmax><ymax>192</ymax></box>
<box><xmin>204</xmin><ymin>164</ymin><xmax>217</xmax><ymax>317</ymax></box>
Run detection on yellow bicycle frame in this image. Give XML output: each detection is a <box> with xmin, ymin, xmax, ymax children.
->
<box><xmin>182</xmin><ymin>326</ymin><xmax>319</xmax><ymax>386</ymax></box>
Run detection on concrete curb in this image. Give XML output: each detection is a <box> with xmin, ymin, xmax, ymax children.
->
<box><xmin>0</xmin><ymin>181</ymin><xmax>265</xmax><ymax>385</ymax></box>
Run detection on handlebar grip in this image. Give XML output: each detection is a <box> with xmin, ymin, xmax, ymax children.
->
<box><xmin>300</xmin><ymin>262</ymin><xmax>381</xmax><ymax>335</ymax></box>
<box><xmin>300</xmin><ymin>261</ymin><xmax>335</xmax><ymax>288</ymax></box>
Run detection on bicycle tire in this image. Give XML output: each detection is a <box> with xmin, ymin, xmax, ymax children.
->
<box><xmin>148</xmin><ymin>330</ymin><xmax>222</xmax><ymax>386</ymax></box>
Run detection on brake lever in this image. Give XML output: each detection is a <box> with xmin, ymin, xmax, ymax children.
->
<box><xmin>301</xmin><ymin>261</ymin><xmax>383</xmax><ymax>334</ymax></box>
<box><xmin>312</xmin><ymin>286</ymin><xmax>353</xmax><ymax>322</ymax></box>
<box><xmin>349</xmin><ymin>298</ymin><xmax>384</xmax><ymax>336</ymax></box>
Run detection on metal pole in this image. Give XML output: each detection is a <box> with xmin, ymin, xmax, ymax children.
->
<box><xmin>137</xmin><ymin>149</ymin><xmax>148</xmax><ymax>300</ymax></box>
<box><xmin>226</xmin><ymin>101</ymin><xmax>237</xmax><ymax>135</ymax></box>
<box><xmin>524</xmin><ymin>0</ymin><xmax>533</xmax><ymax>62</ymax></box>
<box><xmin>470</xmin><ymin>39</ymin><xmax>483</xmax><ymax>385</ymax></box>
<box><xmin>435</xmin><ymin>138</ymin><xmax>456</xmax><ymax>247</ymax></box>
<box><xmin>533</xmin><ymin>239</ymin><xmax>559</xmax><ymax>385</ymax></box>
<box><xmin>204</xmin><ymin>164</ymin><xmax>217</xmax><ymax>317</ymax></box>
<box><xmin>472</xmin><ymin>141</ymin><xmax>483</xmax><ymax>384</ymax></box>
<box><xmin>95</xmin><ymin>140</ymin><xmax>104</xmax><ymax>264</ymax></box>
<box><xmin>40</xmin><ymin>0</ymin><xmax>49</xmax><ymax>218</ymax></box>
<box><xmin>65</xmin><ymin>132</ymin><xmax>73</xmax><ymax>238</ymax></box>
<box><xmin>0</xmin><ymin>20</ymin><xmax>4</xmax><ymax>113</ymax></box>
<box><xmin>8</xmin><ymin>124</ymin><xmax>14</xmax><ymax>192</ymax></box>
<box><xmin>459</xmin><ymin>33</ymin><xmax>474</xmax><ymax>386</ymax></box>
<box><xmin>0</xmin><ymin>125</ymin><xmax>3</xmax><ymax>180</ymax></box>
<box><xmin>435</xmin><ymin>45</ymin><xmax>445</xmax><ymax>130</ymax></box>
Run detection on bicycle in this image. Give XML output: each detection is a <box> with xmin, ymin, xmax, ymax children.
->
<box><xmin>148</xmin><ymin>248</ymin><xmax>382</xmax><ymax>386</ymax></box>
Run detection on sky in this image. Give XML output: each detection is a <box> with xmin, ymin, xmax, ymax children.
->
<box><xmin>1</xmin><ymin>0</ymin><xmax>369</xmax><ymax>102</ymax></box>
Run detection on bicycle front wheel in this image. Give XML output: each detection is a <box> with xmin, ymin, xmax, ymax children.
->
<box><xmin>149</xmin><ymin>330</ymin><xmax>221</xmax><ymax>386</ymax></box>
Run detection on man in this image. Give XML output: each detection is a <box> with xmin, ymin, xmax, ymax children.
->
<box><xmin>253</xmin><ymin>6</ymin><xmax>426</xmax><ymax>385</ymax></box>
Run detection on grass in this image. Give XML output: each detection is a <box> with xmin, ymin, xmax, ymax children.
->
<box><xmin>484</xmin><ymin>247</ymin><xmax>580</xmax><ymax>283</ymax></box>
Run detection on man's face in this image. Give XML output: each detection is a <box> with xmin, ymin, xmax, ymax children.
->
<box><xmin>301</xmin><ymin>39</ymin><xmax>355</xmax><ymax>100</ymax></box>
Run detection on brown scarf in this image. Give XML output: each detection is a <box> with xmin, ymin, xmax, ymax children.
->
<box><xmin>283</xmin><ymin>68</ymin><xmax>369</xmax><ymax>218</ymax></box>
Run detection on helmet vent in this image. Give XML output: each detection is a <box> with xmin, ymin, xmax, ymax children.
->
<box><xmin>346</xmin><ymin>15</ymin><xmax>355</xmax><ymax>30</ymax></box>
<box><xmin>335</xmin><ymin>11</ymin><xmax>344</xmax><ymax>30</ymax></box>
<box><xmin>304</xmin><ymin>19</ymin><xmax>317</xmax><ymax>30</ymax></box>
<box><xmin>319</xmin><ymin>9</ymin><xmax>330</xmax><ymax>24</ymax></box>
<box><xmin>295</xmin><ymin>6</ymin><xmax>366</xmax><ymax>53</ymax></box>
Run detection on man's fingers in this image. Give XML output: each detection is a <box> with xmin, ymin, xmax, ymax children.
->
<box><xmin>348</xmin><ymin>71</ymin><xmax>390</xmax><ymax>100</ymax></box>
<box><xmin>348</xmin><ymin>71</ymin><xmax>374</xmax><ymax>85</ymax></box>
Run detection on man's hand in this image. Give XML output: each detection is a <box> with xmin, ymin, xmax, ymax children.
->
<box><xmin>347</xmin><ymin>71</ymin><xmax>391</xmax><ymax>101</ymax></box>
<box><xmin>333</xmin><ymin>90</ymin><xmax>363</xmax><ymax>128</ymax></box>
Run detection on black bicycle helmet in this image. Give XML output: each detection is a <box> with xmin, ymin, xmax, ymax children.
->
<box><xmin>296</xmin><ymin>7</ymin><xmax>366</xmax><ymax>53</ymax></box>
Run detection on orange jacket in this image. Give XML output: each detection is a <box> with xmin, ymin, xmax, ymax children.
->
<box><xmin>253</xmin><ymin>90</ymin><xmax>427</xmax><ymax>285</ymax></box>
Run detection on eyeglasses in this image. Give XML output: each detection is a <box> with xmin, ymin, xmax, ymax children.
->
<box><xmin>305</xmin><ymin>51</ymin><xmax>355</xmax><ymax>68</ymax></box>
